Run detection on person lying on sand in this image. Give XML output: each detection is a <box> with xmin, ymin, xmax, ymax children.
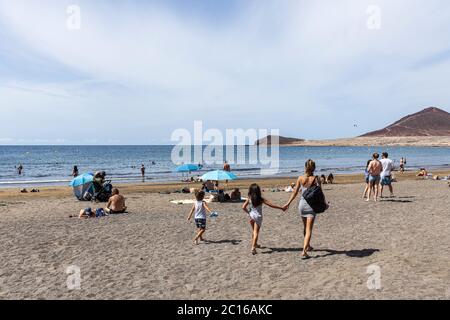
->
<box><xmin>77</xmin><ymin>207</ymin><xmax>107</xmax><ymax>219</ymax></box>
<box><xmin>105</xmin><ymin>188</ymin><xmax>127</xmax><ymax>214</ymax></box>
<box><xmin>78</xmin><ymin>207</ymin><xmax>96</xmax><ymax>219</ymax></box>
<box><xmin>187</xmin><ymin>190</ymin><xmax>213</xmax><ymax>245</ymax></box>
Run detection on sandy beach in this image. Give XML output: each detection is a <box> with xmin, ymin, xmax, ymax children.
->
<box><xmin>0</xmin><ymin>173</ymin><xmax>449</xmax><ymax>300</ymax></box>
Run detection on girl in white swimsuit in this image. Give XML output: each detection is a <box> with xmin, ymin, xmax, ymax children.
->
<box><xmin>243</xmin><ymin>184</ymin><xmax>284</xmax><ymax>255</ymax></box>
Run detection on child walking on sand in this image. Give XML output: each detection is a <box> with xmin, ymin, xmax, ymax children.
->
<box><xmin>242</xmin><ymin>184</ymin><xmax>284</xmax><ymax>255</ymax></box>
<box><xmin>187</xmin><ymin>190</ymin><xmax>213</xmax><ymax>245</ymax></box>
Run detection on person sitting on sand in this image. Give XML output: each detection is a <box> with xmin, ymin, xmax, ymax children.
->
<box><xmin>417</xmin><ymin>168</ymin><xmax>428</xmax><ymax>177</ymax></box>
<box><xmin>242</xmin><ymin>183</ymin><xmax>284</xmax><ymax>255</ymax></box>
<box><xmin>230</xmin><ymin>188</ymin><xmax>241</xmax><ymax>201</ymax></box>
<box><xmin>202</xmin><ymin>180</ymin><xmax>215</xmax><ymax>192</ymax></box>
<box><xmin>320</xmin><ymin>175</ymin><xmax>327</xmax><ymax>185</ymax></box>
<box><xmin>93</xmin><ymin>171</ymin><xmax>106</xmax><ymax>192</ymax></box>
<box><xmin>326</xmin><ymin>173</ymin><xmax>334</xmax><ymax>184</ymax></box>
<box><xmin>105</xmin><ymin>188</ymin><xmax>127</xmax><ymax>214</ymax></box>
<box><xmin>284</xmin><ymin>183</ymin><xmax>295</xmax><ymax>192</ymax></box>
<box><xmin>367</xmin><ymin>153</ymin><xmax>383</xmax><ymax>202</ymax></box>
<box><xmin>187</xmin><ymin>190</ymin><xmax>213</xmax><ymax>245</ymax></box>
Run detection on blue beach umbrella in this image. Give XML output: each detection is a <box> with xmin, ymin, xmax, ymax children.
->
<box><xmin>175</xmin><ymin>164</ymin><xmax>199</xmax><ymax>172</ymax></box>
<box><xmin>70</xmin><ymin>172</ymin><xmax>93</xmax><ymax>187</ymax></box>
<box><xmin>201</xmin><ymin>170</ymin><xmax>237</xmax><ymax>181</ymax></box>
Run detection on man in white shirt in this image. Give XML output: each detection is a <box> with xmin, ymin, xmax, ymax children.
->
<box><xmin>380</xmin><ymin>152</ymin><xmax>395</xmax><ymax>198</ymax></box>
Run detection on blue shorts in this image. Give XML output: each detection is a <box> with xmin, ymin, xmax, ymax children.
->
<box><xmin>195</xmin><ymin>218</ymin><xmax>206</xmax><ymax>229</ymax></box>
<box><xmin>381</xmin><ymin>176</ymin><xmax>392</xmax><ymax>186</ymax></box>
<box><xmin>369</xmin><ymin>175</ymin><xmax>381</xmax><ymax>184</ymax></box>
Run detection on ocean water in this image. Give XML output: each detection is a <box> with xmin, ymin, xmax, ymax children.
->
<box><xmin>0</xmin><ymin>145</ymin><xmax>449</xmax><ymax>187</ymax></box>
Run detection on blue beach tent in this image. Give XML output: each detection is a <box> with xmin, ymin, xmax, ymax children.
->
<box><xmin>70</xmin><ymin>173</ymin><xmax>94</xmax><ymax>200</ymax></box>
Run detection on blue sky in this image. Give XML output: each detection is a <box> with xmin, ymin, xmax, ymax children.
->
<box><xmin>0</xmin><ymin>0</ymin><xmax>450</xmax><ymax>145</ymax></box>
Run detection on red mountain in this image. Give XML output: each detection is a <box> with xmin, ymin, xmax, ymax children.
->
<box><xmin>360</xmin><ymin>107</ymin><xmax>450</xmax><ymax>137</ymax></box>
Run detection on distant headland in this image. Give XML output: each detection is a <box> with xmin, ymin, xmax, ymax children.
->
<box><xmin>256</xmin><ymin>107</ymin><xmax>450</xmax><ymax>147</ymax></box>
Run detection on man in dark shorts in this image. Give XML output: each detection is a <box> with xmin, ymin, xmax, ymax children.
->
<box><xmin>105</xmin><ymin>188</ymin><xmax>127</xmax><ymax>214</ymax></box>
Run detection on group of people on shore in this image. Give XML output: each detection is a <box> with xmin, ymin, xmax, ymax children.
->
<box><xmin>187</xmin><ymin>159</ymin><xmax>328</xmax><ymax>259</ymax></box>
<box><xmin>363</xmin><ymin>152</ymin><xmax>395</xmax><ymax>202</ymax></box>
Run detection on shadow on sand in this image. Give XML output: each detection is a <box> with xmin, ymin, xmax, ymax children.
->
<box><xmin>262</xmin><ymin>247</ymin><xmax>380</xmax><ymax>259</ymax></box>
<box><xmin>381</xmin><ymin>199</ymin><xmax>413</xmax><ymax>203</ymax></box>
<box><xmin>205</xmin><ymin>239</ymin><xmax>242</xmax><ymax>245</ymax></box>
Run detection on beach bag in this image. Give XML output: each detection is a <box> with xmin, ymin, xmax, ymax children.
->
<box><xmin>303</xmin><ymin>177</ymin><xmax>328</xmax><ymax>214</ymax></box>
<box><xmin>95</xmin><ymin>208</ymin><xmax>106</xmax><ymax>217</ymax></box>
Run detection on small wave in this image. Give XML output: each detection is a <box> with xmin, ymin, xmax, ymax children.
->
<box><xmin>0</xmin><ymin>179</ymin><xmax>71</xmax><ymax>185</ymax></box>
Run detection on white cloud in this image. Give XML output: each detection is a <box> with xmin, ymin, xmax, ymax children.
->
<box><xmin>0</xmin><ymin>0</ymin><xmax>449</xmax><ymax>143</ymax></box>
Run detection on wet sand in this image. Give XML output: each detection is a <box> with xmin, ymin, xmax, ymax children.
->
<box><xmin>0</xmin><ymin>176</ymin><xmax>449</xmax><ymax>299</ymax></box>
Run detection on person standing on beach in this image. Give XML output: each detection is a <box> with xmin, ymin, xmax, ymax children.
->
<box><xmin>187</xmin><ymin>190</ymin><xmax>213</xmax><ymax>245</ymax></box>
<box><xmin>223</xmin><ymin>161</ymin><xmax>231</xmax><ymax>185</ymax></box>
<box><xmin>399</xmin><ymin>157</ymin><xmax>406</xmax><ymax>173</ymax></box>
<box><xmin>363</xmin><ymin>159</ymin><xmax>372</xmax><ymax>200</ymax></box>
<box><xmin>380</xmin><ymin>152</ymin><xmax>395</xmax><ymax>198</ymax></box>
<box><xmin>243</xmin><ymin>183</ymin><xmax>284</xmax><ymax>255</ymax></box>
<box><xmin>283</xmin><ymin>159</ymin><xmax>326</xmax><ymax>259</ymax></box>
<box><xmin>140</xmin><ymin>164</ymin><xmax>146</xmax><ymax>179</ymax></box>
<box><xmin>223</xmin><ymin>161</ymin><xmax>231</xmax><ymax>172</ymax></box>
<box><xmin>367</xmin><ymin>153</ymin><xmax>383</xmax><ymax>202</ymax></box>
<box><xmin>72</xmin><ymin>166</ymin><xmax>79</xmax><ymax>177</ymax></box>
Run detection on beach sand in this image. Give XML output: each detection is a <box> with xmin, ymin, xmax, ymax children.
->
<box><xmin>0</xmin><ymin>175</ymin><xmax>449</xmax><ymax>299</ymax></box>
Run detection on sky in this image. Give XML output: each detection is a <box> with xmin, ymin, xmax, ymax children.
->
<box><xmin>0</xmin><ymin>0</ymin><xmax>450</xmax><ymax>145</ymax></box>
